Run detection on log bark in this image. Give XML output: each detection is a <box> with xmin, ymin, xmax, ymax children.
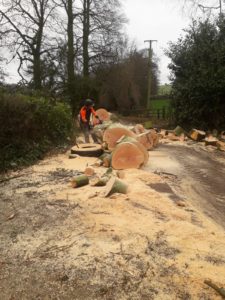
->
<box><xmin>71</xmin><ymin>175</ymin><xmax>89</xmax><ymax>188</ymax></box>
<box><xmin>104</xmin><ymin>177</ymin><xmax>129</xmax><ymax>197</ymax></box>
<box><xmin>174</xmin><ymin>126</ymin><xmax>186</xmax><ymax>136</ymax></box>
<box><xmin>204</xmin><ymin>280</ymin><xmax>225</xmax><ymax>298</ymax></box>
<box><xmin>90</xmin><ymin>176</ymin><xmax>110</xmax><ymax>186</ymax></box>
<box><xmin>99</xmin><ymin>153</ymin><xmax>112</xmax><ymax>167</ymax></box>
<box><xmin>92</xmin><ymin>121</ymin><xmax>112</xmax><ymax>143</ymax></box>
<box><xmin>90</xmin><ymin>167</ymin><xmax>113</xmax><ymax>186</ymax></box>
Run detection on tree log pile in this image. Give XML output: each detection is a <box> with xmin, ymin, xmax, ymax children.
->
<box><xmin>159</xmin><ymin>125</ymin><xmax>225</xmax><ymax>152</ymax></box>
<box><xmin>92</xmin><ymin>120</ymin><xmax>159</xmax><ymax>170</ymax></box>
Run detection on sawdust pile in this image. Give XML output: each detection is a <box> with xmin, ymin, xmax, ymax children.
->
<box><xmin>0</xmin><ymin>154</ymin><xmax>225</xmax><ymax>299</ymax></box>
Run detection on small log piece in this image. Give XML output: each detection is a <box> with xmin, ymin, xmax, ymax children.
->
<box><xmin>205</xmin><ymin>136</ymin><xmax>218</xmax><ymax>147</ymax></box>
<box><xmin>84</xmin><ymin>167</ymin><xmax>95</xmax><ymax>176</ymax></box>
<box><xmin>104</xmin><ymin>177</ymin><xmax>129</xmax><ymax>197</ymax></box>
<box><xmin>189</xmin><ymin>129</ymin><xmax>206</xmax><ymax>141</ymax></box>
<box><xmin>204</xmin><ymin>280</ymin><xmax>225</xmax><ymax>298</ymax></box>
<box><xmin>90</xmin><ymin>176</ymin><xmax>110</xmax><ymax>187</ymax></box>
<box><xmin>174</xmin><ymin>126</ymin><xmax>186</xmax><ymax>136</ymax></box>
<box><xmin>217</xmin><ymin>140</ymin><xmax>225</xmax><ymax>151</ymax></box>
<box><xmin>99</xmin><ymin>153</ymin><xmax>112</xmax><ymax>167</ymax></box>
<box><xmin>71</xmin><ymin>175</ymin><xmax>89</xmax><ymax>188</ymax></box>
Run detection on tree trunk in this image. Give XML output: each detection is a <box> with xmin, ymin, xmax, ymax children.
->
<box><xmin>67</xmin><ymin>0</ymin><xmax>75</xmax><ymax>99</ymax></box>
<box><xmin>83</xmin><ymin>0</ymin><xmax>90</xmax><ymax>77</ymax></box>
<box><xmin>33</xmin><ymin>52</ymin><xmax>42</xmax><ymax>90</ymax></box>
<box><xmin>33</xmin><ymin>20</ymin><xmax>44</xmax><ymax>90</ymax></box>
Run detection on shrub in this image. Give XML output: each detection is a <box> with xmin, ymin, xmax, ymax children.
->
<box><xmin>0</xmin><ymin>93</ymin><xmax>73</xmax><ymax>171</ymax></box>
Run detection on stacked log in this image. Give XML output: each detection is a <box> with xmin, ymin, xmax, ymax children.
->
<box><xmin>116</xmin><ymin>136</ymin><xmax>149</xmax><ymax>165</ymax></box>
<box><xmin>93</xmin><ymin>108</ymin><xmax>110</xmax><ymax>125</ymax></box>
<box><xmin>103</xmin><ymin>125</ymin><xmax>136</xmax><ymax>151</ymax></box>
<box><xmin>136</xmin><ymin>131</ymin><xmax>154</xmax><ymax>150</ymax></box>
<box><xmin>132</xmin><ymin>124</ymin><xmax>145</xmax><ymax>135</ymax></box>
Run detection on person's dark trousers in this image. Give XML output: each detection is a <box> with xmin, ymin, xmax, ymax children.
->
<box><xmin>80</xmin><ymin>122</ymin><xmax>98</xmax><ymax>143</ymax></box>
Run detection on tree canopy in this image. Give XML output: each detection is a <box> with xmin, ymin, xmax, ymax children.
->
<box><xmin>166</xmin><ymin>16</ymin><xmax>225</xmax><ymax>129</ymax></box>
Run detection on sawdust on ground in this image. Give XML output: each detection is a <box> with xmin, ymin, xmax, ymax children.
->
<box><xmin>0</xmin><ymin>149</ymin><xmax>225</xmax><ymax>299</ymax></box>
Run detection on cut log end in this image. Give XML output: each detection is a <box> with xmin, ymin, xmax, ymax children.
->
<box><xmin>103</xmin><ymin>126</ymin><xmax>136</xmax><ymax>151</ymax></box>
<box><xmin>84</xmin><ymin>167</ymin><xmax>95</xmax><ymax>176</ymax></box>
<box><xmin>111</xmin><ymin>142</ymin><xmax>145</xmax><ymax>170</ymax></box>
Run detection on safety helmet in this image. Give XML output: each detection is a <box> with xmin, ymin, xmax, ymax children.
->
<box><xmin>85</xmin><ymin>99</ymin><xmax>94</xmax><ymax>106</ymax></box>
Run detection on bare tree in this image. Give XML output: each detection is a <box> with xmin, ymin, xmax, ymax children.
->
<box><xmin>182</xmin><ymin>0</ymin><xmax>224</xmax><ymax>16</ymax></box>
<box><xmin>79</xmin><ymin>0</ymin><xmax>127</xmax><ymax>77</ymax></box>
<box><xmin>0</xmin><ymin>0</ymin><xmax>57</xmax><ymax>89</ymax></box>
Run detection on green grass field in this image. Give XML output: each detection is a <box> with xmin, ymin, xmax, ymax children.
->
<box><xmin>150</xmin><ymin>99</ymin><xmax>171</xmax><ymax>110</ymax></box>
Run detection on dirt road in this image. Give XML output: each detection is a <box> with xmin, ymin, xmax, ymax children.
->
<box><xmin>1</xmin><ymin>143</ymin><xmax>225</xmax><ymax>299</ymax></box>
<box><xmin>147</xmin><ymin>143</ymin><xmax>225</xmax><ymax>229</ymax></box>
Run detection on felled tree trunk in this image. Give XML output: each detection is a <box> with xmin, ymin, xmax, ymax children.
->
<box><xmin>111</xmin><ymin>140</ymin><xmax>145</xmax><ymax>170</ymax></box>
<box><xmin>116</xmin><ymin>136</ymin><xmax>149</xmax><ymax>166</ymax></box>
<box><xmin>136</xmin><ymin>131</ymin><xmax>154</xmax><ymax>150</ymax></box>
<box><xmin>91</xmin><ymin>121</ymin><xmax>113</xmax><ymax>143</ymax></box>
<box><xmin>132</xmin><ymin>124</ymin><xmax>145</xmax><ymax>135</ymax></box>
<box><xmin>103</xmin><ymin>125</ymin><xmax>136</xmax><ymax>151</ymax></box>
<box><xmin>93</xmin><ymin>108</ymin><xmax>110</xmax><ymax>125</ymax></box>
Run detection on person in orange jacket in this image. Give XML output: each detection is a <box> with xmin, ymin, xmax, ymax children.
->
<box><xmin>79</xmin><ymin>99</ymin><xmax>100</xmax><ymax>143</ymax></box>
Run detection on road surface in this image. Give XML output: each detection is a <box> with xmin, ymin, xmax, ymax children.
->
<box><xmin>147</xmin><ymin>143</ymin><xmax>225</xmax><ymax>229</ymax></box>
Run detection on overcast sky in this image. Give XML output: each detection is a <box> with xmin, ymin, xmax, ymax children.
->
<box><xmin>124</xmin><ymin>0</ymin><xmax>190</xmax><ymax>84</ymax></box>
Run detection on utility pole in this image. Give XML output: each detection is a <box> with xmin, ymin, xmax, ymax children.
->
<box><xmin>144</xmin><ymin>40</ymin><xmax>157</xmax><ymax>110</ymax></box>
<box><xmin>219</xmin><ymin>0</ymin><xmax>222</xmax><ymax>14</ymax></box>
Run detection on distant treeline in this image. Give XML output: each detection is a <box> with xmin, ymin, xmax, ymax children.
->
<box><xmin>0</xmin><ymin>0</ymin><xmax>159</xmax><ymax>112</ymax></box>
